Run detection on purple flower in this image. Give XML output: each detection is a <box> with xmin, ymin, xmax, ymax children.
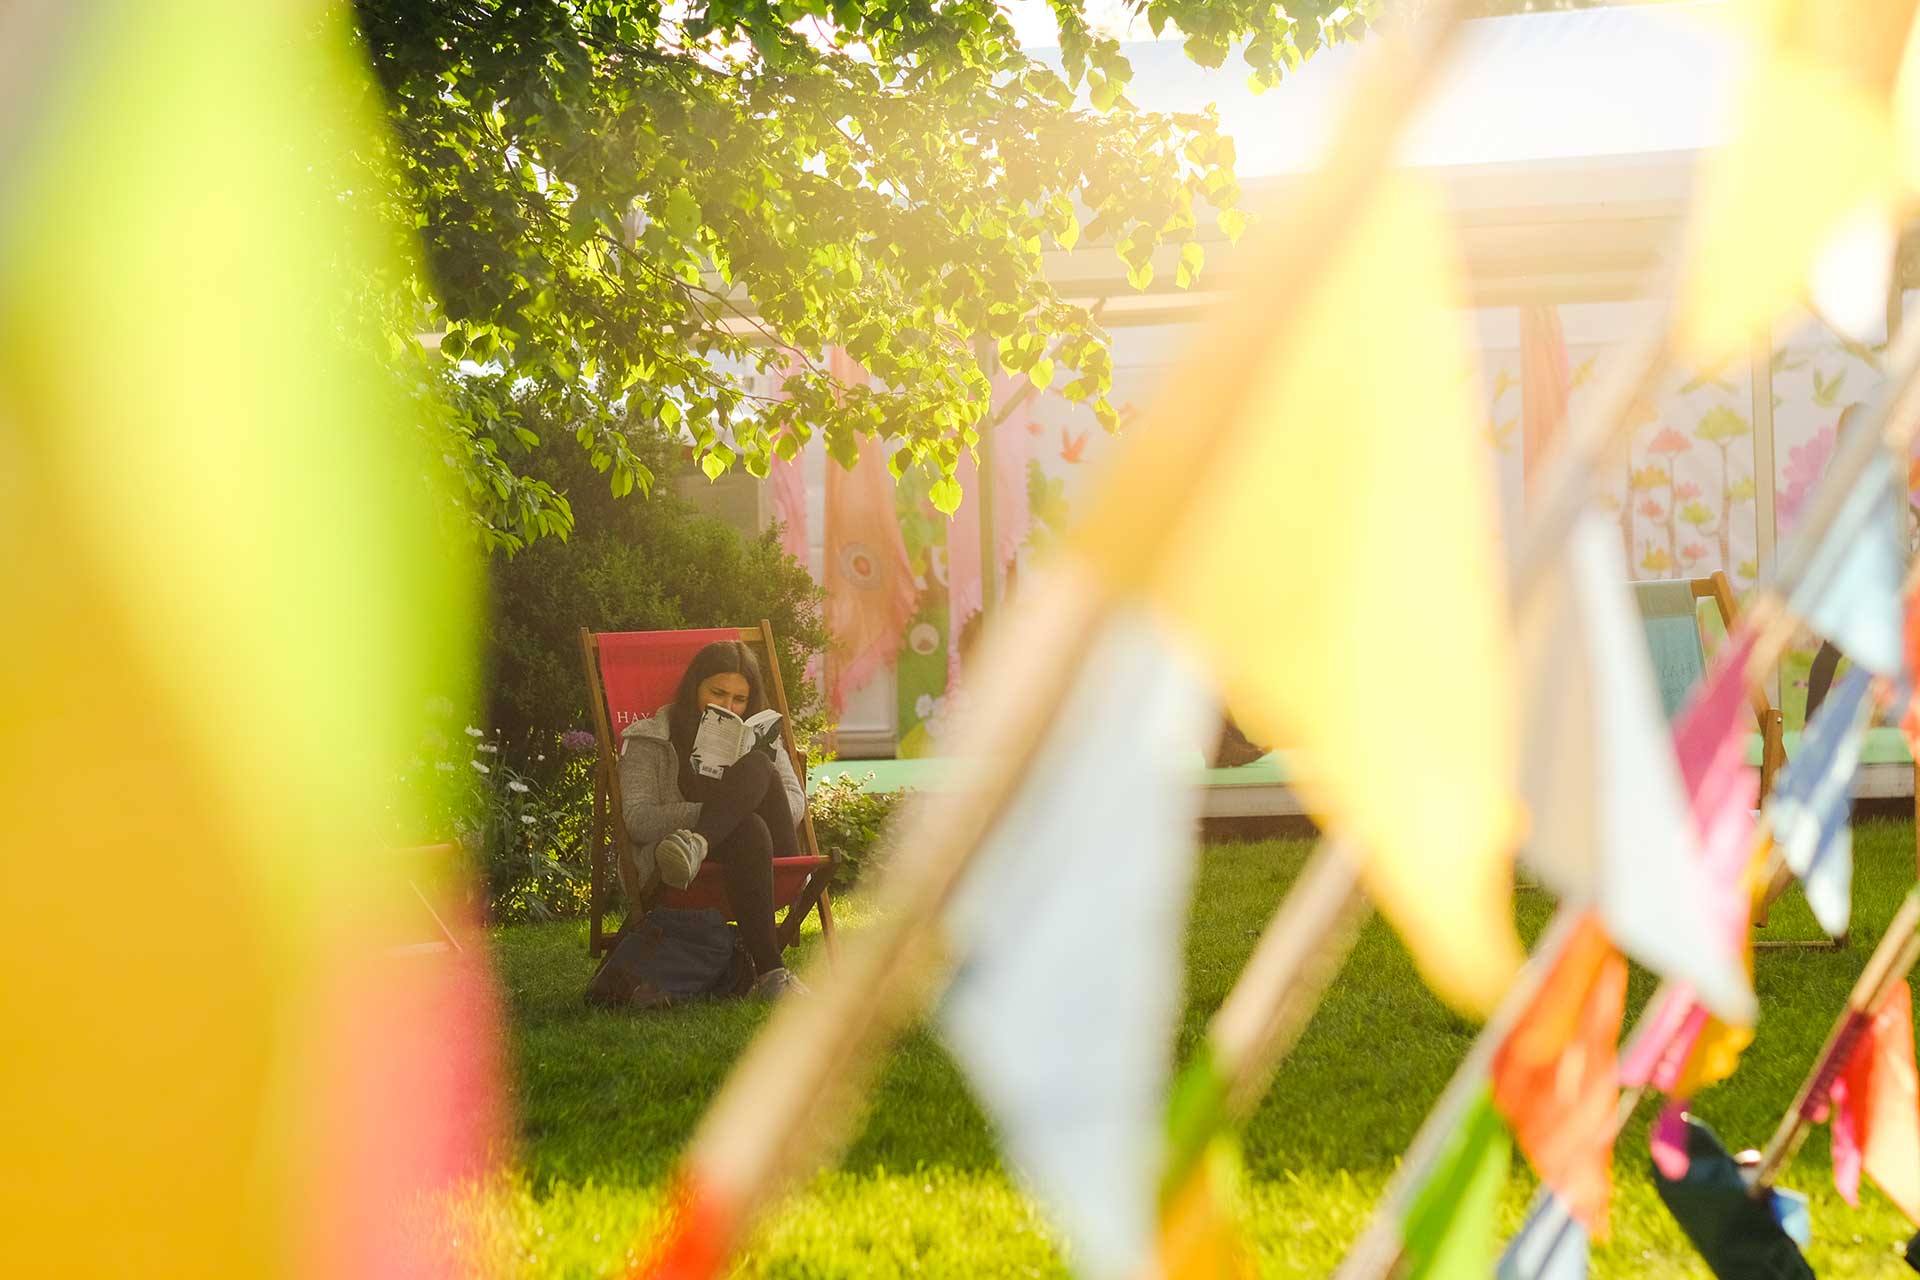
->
<box><xmin>561</xmin><ymin>730</ymin><xmax>597</xmax><ymax>754</ymax></box>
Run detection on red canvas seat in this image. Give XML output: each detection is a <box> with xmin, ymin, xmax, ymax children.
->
<box><xmin>579</xmin><ymin>622</ymin><xmax>837</xmax><ymax>960</ymax></box>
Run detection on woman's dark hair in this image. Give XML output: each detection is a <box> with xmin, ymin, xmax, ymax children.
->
<box><xmin>667</xmin><ymin>640</ymin><xmax>769</xmax><ymax>752</ymax></box>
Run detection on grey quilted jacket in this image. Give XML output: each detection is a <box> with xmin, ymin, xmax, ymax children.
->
<box><xmin>618</xmin><ymin>705</ymin><xmax>805</xmax><ymax>847</ymax></box>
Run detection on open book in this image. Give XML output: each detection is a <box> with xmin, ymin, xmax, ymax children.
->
<box><xmin>690</xmin><ymin>705</ymin><xmax>784</xmax><ymax>779</ymax></box>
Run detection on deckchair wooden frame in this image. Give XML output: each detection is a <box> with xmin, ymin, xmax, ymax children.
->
<box><xmin>578</xmin><ymin>620</ymin><xmax>838</xmax><ymax>962</ymax></box>
<box><xmin>388</xmin><ymin>842</ymin><xmax>464</xmax><ymax>957</ymax></box>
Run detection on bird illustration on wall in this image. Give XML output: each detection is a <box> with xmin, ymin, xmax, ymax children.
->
<box><xmin>1060</xmin><ymin>428</ymin><xmax>1088</xmax><ymax>464</ymax></box>
<box><xmin>1811</xmin><ymin>367</ymin><xmax>1847</xmax><ymax>406</ymax></box>
<box><xmin>1679</xmin><ymin>366</ymin><xmax>1739</xmax><ymax>395</ymax></box>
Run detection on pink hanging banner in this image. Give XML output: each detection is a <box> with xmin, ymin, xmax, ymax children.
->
<box><xmin>946</xmin><ymin>375</ymin><xmax>1035</xmax><ymax>686</ymax></box>
<box><xmin>1520</xmin><ymin>303</ymin><xmax>1570</xmax><ymax>499</ymax></box>
<box><xmin>823</xmin><ymin>351</ymin><xmax>917</xmax><ymax>716</ymax></box>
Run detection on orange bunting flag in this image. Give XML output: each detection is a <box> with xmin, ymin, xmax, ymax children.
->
<box><xmin>1679</xmin><ymin>0</ymin><xmax>1920</xmax><ymax>361</ymax></box>
<box><xmin>1071</xmin><ymin>175</ymin><xmax>1522</xmax><ymax>1016</ymax></box>
<box><xmin>1901</xmin><ymin>575</ymin><xmax>1920</xmax><ymax>750</ymax></box>
<box><xmin>1491</xmin><ymin>915</ymin><xmax>1629</xmax><ymax>1235</ymax></box>
<box><xmin>1830</xmin><ymin>980</ymin><xmax>1920</xmax><ymax>1222</ymax></box>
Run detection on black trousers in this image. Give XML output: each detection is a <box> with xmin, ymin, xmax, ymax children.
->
<box><xmin>680</xmin><ymin>749</ymin><xmax>797</xmax><ymax>973</ymax></box>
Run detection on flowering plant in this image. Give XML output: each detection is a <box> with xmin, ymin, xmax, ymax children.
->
<box><xmin>403</xmin><ymin>720</ymin><xmax>597</xmax><ymax>923</ymax></box>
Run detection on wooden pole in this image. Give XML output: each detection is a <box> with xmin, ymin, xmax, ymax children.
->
<box><xmin>1751</xmin><ymin>887</ymin><xmax>1920</xmax><ymax>1190</ymax></box>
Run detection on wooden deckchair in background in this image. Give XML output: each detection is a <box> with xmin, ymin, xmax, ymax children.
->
<box><xmin>578</xmin><ymin>621</ymin><xmax>837</xmax><ymax>962</ymax></box>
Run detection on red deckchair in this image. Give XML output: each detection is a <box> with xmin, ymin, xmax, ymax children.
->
<box><xmin>578</xmin><ymin>622</ymin><xmax>837</xmax><ymax>961</ymax></box>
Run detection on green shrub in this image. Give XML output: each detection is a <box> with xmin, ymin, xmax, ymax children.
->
<box><xmin>808</xmin><ymin>772</ymin><xmax>907</xmax><ymax>891</ymax></box>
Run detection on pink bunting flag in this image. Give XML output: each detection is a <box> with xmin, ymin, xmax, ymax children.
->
<box><xmin>1619</xmin><ymin>631</ymin><xmax>1766</xmax><ymax>1177</ymax></box>
<box><xmin>1830</xmin><ymin>980</ymin><xmax>1920</xmax><ymax>1221</ymax></box>
<box><xmin>1674</xmin><ymin>631</ymin><xmax>1762</xmax><ymax>952</ymax></box>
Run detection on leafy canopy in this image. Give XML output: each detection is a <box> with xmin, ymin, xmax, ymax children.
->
<box><xmin>353</xmin><ymin>0</ymin><xmax>1376</xmax><ymax>552</ymax></box>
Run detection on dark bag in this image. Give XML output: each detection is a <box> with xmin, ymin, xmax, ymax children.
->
<box><xmin>585</xmin><ymin>908</ymin><xmax>755</xmax><ymax>1009</ymax></box>
<box><xmin>1652</xmin><ymin>1116</ymin><xmax>1814</xmax><ymax>1280</ymax></box>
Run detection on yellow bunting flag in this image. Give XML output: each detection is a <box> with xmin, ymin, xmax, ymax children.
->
<box><xmin>1679</xmin><ymin>0</ymin><xmax>1920</xmax><ymax>362</ymax></box>
<box><xmin>0</xmin><ymin>3</ymin><xmax>490</xmax><ymax>1276</ymax></box>
<box><xmin>1072</xmin><ymin>177</ymin><xmax>1521</xmax><ymax>1014</ymax></box>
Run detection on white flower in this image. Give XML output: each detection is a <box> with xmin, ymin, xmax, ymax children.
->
<box><xmin>464</xmin><ymin>725</ymin><xmax>484</xmax><ymax>738</ymax></box>
<box><xmin>536</xmin><ymin>755</ymin><xmax>546</xmax><ymax>762</ymax></box>
<box><xmin>508</xmin><ymin>780</ymin><xmax>530</xmax><ymax>793</ymax></box>
<box><xmin>434</xmin><ymin>762</ymin><xmax>456</xmax><ymax>773</ymax></box>
<box><xmin>519</xmin><ymin>814</ymin><xmax>536</xmax><ymax>825</ymax></box>
<box><xmin>914</xmin><ymin>694</ymin><xmax>934</xmax><ymax>718</ymax></box>
<box><xmin>478</xmin><ymin>742</ymin><xmax>499</xmax><ymax>753</ymax></box>
<box><xmin>470</xmin><ymin>760</ymin><xmax>490</xmax><ymax>774</ymax></box>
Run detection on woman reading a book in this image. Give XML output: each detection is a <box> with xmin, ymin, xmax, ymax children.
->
<box><xmin>618</xmin><ymin>641</ymin><xmax>809</xmax><ymax>999</ymax></box>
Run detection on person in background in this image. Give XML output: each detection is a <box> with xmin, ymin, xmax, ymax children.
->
<box><xmin>618</xmin><ymin>641</ymin><xmax>809</xmax><ymax>999</ymax></box>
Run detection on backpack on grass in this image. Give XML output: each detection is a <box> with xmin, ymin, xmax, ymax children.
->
<box><xmin>585</xmin><ymin>907</ymin><xmax>754</xmax><ymax>1010</ymax></box>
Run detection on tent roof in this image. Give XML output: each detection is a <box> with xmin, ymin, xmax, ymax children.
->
<box><xmin>1111</xmin><ymin>2</ymin><xmax>1742</xmax><ymax>178</ymax></box>
<box><xmin>1046</xmin><ymin>3</ymin><xmax>1748</xmax><ymax>317</ymax></box>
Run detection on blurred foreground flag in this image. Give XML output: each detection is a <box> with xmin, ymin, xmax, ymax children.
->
<box><xmin>1497</xmin><ymin>1196</ymin><xmax>1590</xmax><ymax>1280</ymax></box>
<box><xmin>1783</xmin><ymin>446</ymin><xmax>1908</xmax><ymax>682</ymax></box>
<box><xmin>1831</xmin><ymin>980</ymin><xmax>1920</xmax><ymax>1222</ymax></box>
<box><xmin>0</xmin><ymin>2</ymin><xmax>495</xmax><ymax>1276</ymax></box>
<box><xmin>1516</xmin><ymin>514</ymin><xmax>1755</xmax><ymax>1022</ymax></box>
<box><xmin>1071</xmin><ymin>176</ymin><xmax>1521</xmax><ymax>1016</ymax></box>
<box><xmin>1156</xmin><ymin>1051</ymin><xmax>1258</xmax><ymax>1280</ymax></box>
<box><xmin>1490</xmin><ymin>916</ymin><xmax>1627</xmax><ymax>1234</ymax></box>
<box><xmin>1679</xmin><ymin>0</ymin><xmax>1920</xmax><ymax>360</ymax></box>
<box><xmin>1400</xmin><ymin>1090</ymin><xmax>1513</xmax><ymax>1280</ymax></box>
<box><xmin>938</xmin><ymin>615</ymin><xmax>1213</xmax><ymax>1279</ymax></box>
<box><xmin>1770</xmin><ymin>666</ymin><xmax>1875</xmax><ymax>938</ymax></box>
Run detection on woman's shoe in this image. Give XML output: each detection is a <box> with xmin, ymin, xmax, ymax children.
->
<box><xmin>749</xmin><ymin>967</ymin><xmax>810</xmax><ymax>1000</ymax></box>
<box><xmin>618</xmin><ymin>839</ymin><xmax>658</xmax><ymax>904</ymax></box>
<box><xmin>653</xmin><ymin>829</ymin><xmax>709</xmax><ymax>889</ymax></box>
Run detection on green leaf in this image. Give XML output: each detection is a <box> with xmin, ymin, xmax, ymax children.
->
<box><xmin>1218</xmin><ymin>208</ymin><xmax>1250</xmax><ymax>244</ymax></box>
<box><xmin>1176</xmin><ymin>241</ymin><xmax>1204</xmax><ymax>289</ymax></box>
<box><xmin>930</xmin><ymin>475</ymin><xmax>962</xmax><ymax>514</ymax></box>
<box><xmin>1028</xmin><ymin>357</ymin><xmax>1055</xmax><ymax>391</ymax></box>
<box><xmin>1126</xmin><ymin>260</ymin><xmax>1154</xmax><ymax>291</ymax></box>
<box><xmin>663</xmin><ymin>187</ymin><xmax>701</xmax><ymax>240</ymax></box>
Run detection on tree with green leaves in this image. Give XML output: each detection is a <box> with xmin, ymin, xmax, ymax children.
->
<box><xmin>1694</xmin><ymin>405</ymin><xmax>1753</xmax><ymax>572</ymax></box>
<box><xmin>350</xmin><ymin>0</ymin><xmax>1376</xmax><ymax>553</ymax></box>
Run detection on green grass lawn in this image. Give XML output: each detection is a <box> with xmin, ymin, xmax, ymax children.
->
<box><xmin>464</xmin><ymin>821</ymin><xmax>1920</xmax><ymax>1277</ymax></box>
